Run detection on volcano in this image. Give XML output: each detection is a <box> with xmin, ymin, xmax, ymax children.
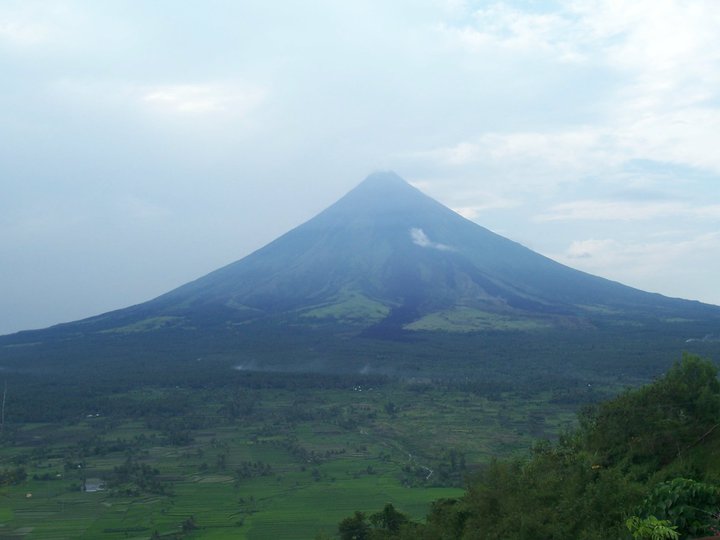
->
<box><xmin>100</xmin><ymin>171</ymin><xmax>718</xmax><ymax>328</ymax></box>
<box><xmin>2</xmin><ymin>172</ymin><xmax>719</xmax><ymax>377</ymax></box>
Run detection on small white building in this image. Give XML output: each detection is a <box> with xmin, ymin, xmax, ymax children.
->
<box><xmin>83</xmin><ymin>478</ymin><xmax>105</xmax><ymax>492</ymax></box>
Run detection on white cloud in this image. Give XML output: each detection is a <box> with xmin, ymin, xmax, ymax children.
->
<box><xmin>437</xmin><ymin>3</ymin><xmax>589</xmax><ymax>62</ymax></box>
<box><xmin>438</xmin><ymin>0</ymin><xmax>720</xmax><ymax>80</ymax></box>
<box><xmin>0</xmin><ymin>2</ymin><xmax>90</xmax><ymax>51</ymax></box>
<box><xmin>422</xmin><ymin>0</ymin><xmax>720</xmax><ymax>187</ymax></box>
<box><xmin>410</xmin><ymin>180</ymin><xmax>522</xmax><ymax>219</ymax></box>
<box><xmin>437</xmin><ymin>0</ymin><xmax>470</xmax><ymax>17</ymax></box>
<box><xmin>421</xmin><ymin>129</ymin><xmax>619</xmax><ymax>185</ymax></box>
<box><xmin>616</xmin><ymin>109</ymin><xmax>720</xmax><ymax>174</ymax></box>
<box><xmin>0</xmin><ymin>2</ymin><xmax>66</xmax><ymax>48</ymax></box>
<box><xmin>421</xmin><ymin>109</ymin><xmax>720</xmax><ymax>191</ymax></box>
<box><xmin>562</xmin><ymin>238</ymin><xmax>617</xmax><ymax>260</ymax></box>
<box><xmin>410</xmin><ymin>228</ymin><xmax>454</xmax><ymax>251</ymax></box>
<box><xmin>453</xmin><ymin>198</ymin><xmax>520</xmax><ymax>219</ymax></box>
<box><xmin>0</xmin><ymin>18</ymin><xmax>49</xmax><ymax>46</ymax></box>
<box><xmin>141</xmin><ymin>84</ymin><xmax>266</xmax><ymax>116</ymax></box>
<box><xmin>577</xmin><ymin>0</ymin><xmax>720</xmax><ymax>108</ymax></box>
<box><xmin>552</xmin><ymin>231</ymin><xmax>720</xmax><ymax>304</ymax></box>
<box><xmin>48</xmin><ymin>79</ymin><xmax>267</xmax><ymax>124</ymax></box>
<box><xmin>538</xmin><ymin>200</ymin><xmax>720</xmax><ymax>222</ymax></box>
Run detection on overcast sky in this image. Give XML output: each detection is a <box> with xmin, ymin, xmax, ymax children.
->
<box><xmin>2</xmin><ymin>0</ymin><xmax>719</xmax><ymax>335</ymax></box>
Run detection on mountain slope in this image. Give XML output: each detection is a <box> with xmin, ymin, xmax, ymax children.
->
<box><xmin>1</xmin><ymin>172</ymin><xmax>719</xmax><ymax>379</ymax></box>
<box><xmin>6</xmin><ymin>171</ymin><xmax>720</xmax><ymax>338</ymax></box>
<box><xmin>120</xmin><ymin>171</ymin><xmax>719</xmax><ymax>328</ymax></box>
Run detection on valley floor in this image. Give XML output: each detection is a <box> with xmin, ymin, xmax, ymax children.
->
<box><xmin>0</xmin><ymin>380</ymin><xmax>587</xmax><ymax>539</ymax></box>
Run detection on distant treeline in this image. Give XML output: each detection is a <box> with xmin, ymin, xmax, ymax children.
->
<box><xmin>0</xmin><ymin>369</ymin><xmax>388</xmax><ymax>424</ymax></box>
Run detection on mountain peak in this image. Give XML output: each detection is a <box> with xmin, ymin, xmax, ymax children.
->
<box><xmin>358</xmin><ymin>170</ymin><xmax>410</xmax><ymax>189</ymax></box>
<box><xmin>344</xmin><ymin>171</ymin><xmax>421</xmax><ymax>200</ymax></box>
<box><xmin>319</xmin><ymin>171</ymin><xmax>438</xmax><ymax>221</ymax></box>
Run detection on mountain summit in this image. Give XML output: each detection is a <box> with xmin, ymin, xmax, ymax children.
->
<box><xmin>2</xmin><ymin>172</ymin><xmax>719</xmax><ymax>376</ymax></box>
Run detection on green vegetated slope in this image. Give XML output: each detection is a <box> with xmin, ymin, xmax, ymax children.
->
<box><xmin>301</xmin><ymin>292</ymin><xmax>391</xmax><ymax>325</ymax></box>
<box><xmin>337</xmin><ymin>354</ymin><xmax>720</xmax><ymax>540</ymax></box>
<box><xmin>4</xmin><ymin>311</ymin><xmax>719</xmax><ymax>388</ymax></box>
<box><xmin>404</xmin><ymin>307</ymin><xmax>552</xmax><ymax>332</ymax></box>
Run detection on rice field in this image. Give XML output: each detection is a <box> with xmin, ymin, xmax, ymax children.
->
<box><xmin>0</xmin><ymin>383</ymin><xmax>582</xmax><ymax>539</ymax></box>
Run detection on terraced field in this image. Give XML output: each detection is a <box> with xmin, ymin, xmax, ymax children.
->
<box><xmin>0</xmin><ymin>381</ymin><xmax>587</xmax><ymax>539</ymax></box>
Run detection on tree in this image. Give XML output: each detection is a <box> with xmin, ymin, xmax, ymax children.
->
<box><xmin>339</xmin><ymin>511</ymin><xmax>370</xmax><ymax>540</ymax></box>
<box><xmin>635</xmin><ymin>478</ymin><xmax>720</xmax><ymax>538</ymax></box>
<box><xmin>626</xmin><ymin>516</ymin><xmax>679</xmax><ymax>540</ymax></box>
<box><xmin>582</xmin><ymin>354</ymin><xmax>720</xmax><ymax>470</ymax></box>
<box><xmin>182</xmin><ymin>515</ymin><xmax>197</xmax><ymax>532</ymax></box>
<box><xmin>369</xmin><ymin>503</ymin><xmax>409</xmax><ymax>534</ymax></box>
<box><xmin>423</xmin><ymin>498</ymin><xmax>470</xmax><ymax>540</ymax></box>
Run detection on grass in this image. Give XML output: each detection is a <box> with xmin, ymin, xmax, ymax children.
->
<box><xmin>404</xmin><ymin>307</ymin><xmax>551</xmax><ymax>332</ymax></box>
<box><xmin>301</xmin><ymin>293</ymin><xmax>391</xmax><ymax>324</ymax></box>
<box><xmin>100</xmin><ymin>317</ymin><xmax>185</xmax><ymax>334</ymax></box>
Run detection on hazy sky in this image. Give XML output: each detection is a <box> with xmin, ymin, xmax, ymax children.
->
<box><xmin>2</xmin><ymin>0</ymin><xmax>719</xmax><ymax>335</ymax></box>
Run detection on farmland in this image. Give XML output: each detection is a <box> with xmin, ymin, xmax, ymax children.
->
<box><xmin>0</xmin><ymin>374</ymin><xmax>588</xmax><ymax>539</ymax></box>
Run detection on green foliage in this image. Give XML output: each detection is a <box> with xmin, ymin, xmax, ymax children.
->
<box><xmin>626</xmin><ymin>516</ymin><xmax>679</xmax><ymax>540</ymax></box>
<box><xmin>339</xmin><ymin>505</ymin><xmax>414</xmax><ymax>540</ymax></box>
<box><xmin>404</xmin><ymin>307</ymin><xmax>551</xmax><ymax>332</ymax></box>
<box><xmin>581</xmin><ymin>353</ymin><xmax>720</xmax><ymax>472</ymax></box>
<box><xmin>339</xmin><ymin>511</ymin><xmax>371</xmax><ymax>540</ymax></box>
<box><xmin>457</xmin><ymin>354</ymin><xmax>720</xmax><ymax>539</ymax></box>
<box><xmin>636</xmin><ymin>478</ymin><xmax>720</xmax><ymax>538</ymax></box>
<box><xmin>108</xmin><ymin>456</ymin><xmax>165</xmax><ymax>495</ymax></box>
<box><xmin>181</xmin><ymin>515</ymin><xmax>197</xmax><ymax>532</ymax></box>
<box><xmin>422</xmin><ymin>498</ymin><xmax>470</xmax><ymax>540</ymax></box>
<box><xmin>458</xmin><ymin>444</ymin><xmax>637</xmax><ymax>539</ymax></box>
<box><xmin>0</xmin><ymin>466</ymin><xmax>27</xmax><ymax>486</ymax></box>
<box><xmin>340</xmin><ymin>354</ymin><xmax>720</xmax><ymax>540</ymax></box>
<box><xmin>369</xmin><ymin>503</ymin><xmax>409</xmax><ymax>534</ymax></box>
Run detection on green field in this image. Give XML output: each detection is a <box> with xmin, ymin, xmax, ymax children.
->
<box><xmin>0</xmin><ymin>379</ymin><xmax>586</xmax><ymax>539</ymax></box>
<box><xmin>404</xmin><ymin>307</ymin><xmax>552</xmax><ymax>332</ymax></box>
